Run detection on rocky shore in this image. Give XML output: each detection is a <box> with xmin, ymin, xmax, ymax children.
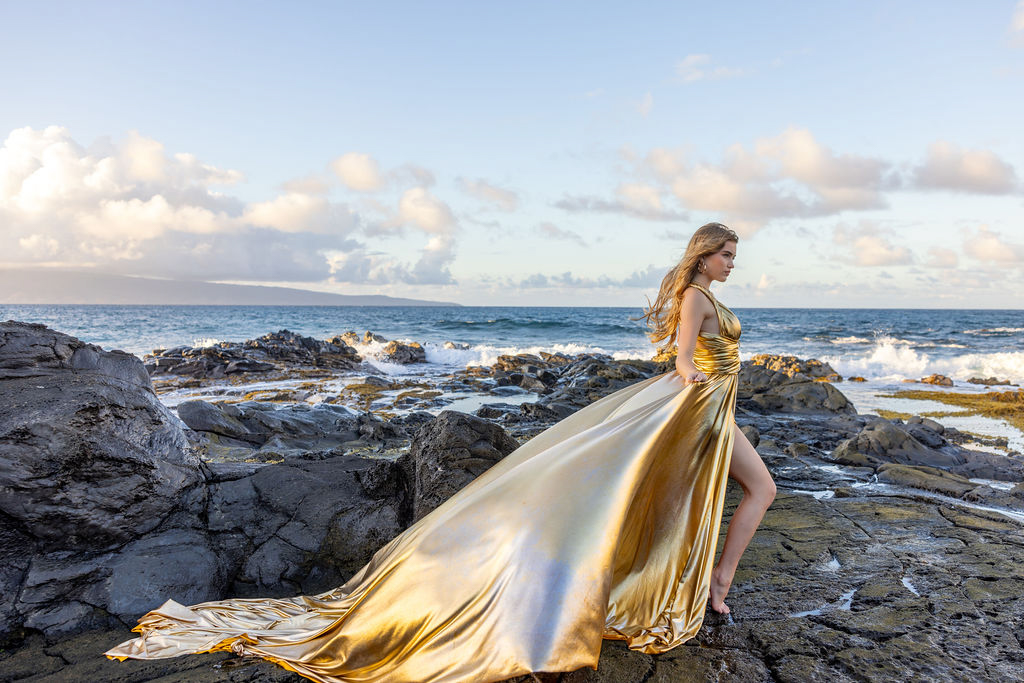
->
<box><xmin>1</xmin><ymin>321</ymin><xmax>1022</xmax><ymax>682</ymax></box>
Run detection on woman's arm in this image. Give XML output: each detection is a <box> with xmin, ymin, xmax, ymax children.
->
<box><xmin>675</xmin><ymin>289</ymin><xmax>710</xmax><ymax>384</ymax></box>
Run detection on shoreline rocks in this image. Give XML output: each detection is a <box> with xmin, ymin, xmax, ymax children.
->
<box><xmin>2</xmin><ymin>323</ymin><xmax>1023</xmax><ymax>681</ymax></box>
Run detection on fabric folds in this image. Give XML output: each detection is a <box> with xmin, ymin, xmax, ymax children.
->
<box><xmin>106</xmin><ymin>282</ymin><xmax>742</xmax><ymax>683</ymax></box>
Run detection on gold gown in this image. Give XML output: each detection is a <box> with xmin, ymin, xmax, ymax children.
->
<box><xmin>106</xmin><ymin>282</ymin><xmax>741</xmax><ymax>683</ymax></box>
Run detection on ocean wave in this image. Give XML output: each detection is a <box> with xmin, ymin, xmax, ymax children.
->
<box><xmin>192</xmin><ymin>337</ymin><xmax>223</xmax><ymax>348</ymax></box>
<box><xmin>821</xmin><ymin>336</ymin><xmax>1024</xmax><ymax>384</ymax></box>
<box><xmin>964</xmin><ymin>327</ymin><xmax>1024</xmax><ymax>335</ymax></box>
<box><xmin>831</xmin><ymin>336</ymin><xmax>872</xmax><ymax>345</ymax></box>
<box><xmin>432</xmin><ymin>318</ymin><xmax>642</xmax><ymax>334</ymax></box>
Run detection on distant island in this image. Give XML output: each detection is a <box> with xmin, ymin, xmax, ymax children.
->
<box><xmin>0</xmin><ymin>269</ymin><xmax>460</xmax><ymax>306</ymax></box>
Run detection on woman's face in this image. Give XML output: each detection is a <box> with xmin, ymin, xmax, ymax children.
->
<box><xmin>704</xmin><ymin>240</ymin><xmax>736</xmax><ymax>282</ymax></box>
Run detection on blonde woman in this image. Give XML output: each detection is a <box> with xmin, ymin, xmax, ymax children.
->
<box><xmin>641</xmin><ymin>221</ymin><xmax>776</xmax><ymax>614</ymax></box>
<box><xmin>107</xmin><ymin>222</ymin><xmax>775</xmax><ymax>682</ymax></box>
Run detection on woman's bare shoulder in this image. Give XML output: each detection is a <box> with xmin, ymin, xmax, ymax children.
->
<box><xmin>681</xmin><ymin>286</ymin><xmax>715</xmax><ymax>312</ymax></box>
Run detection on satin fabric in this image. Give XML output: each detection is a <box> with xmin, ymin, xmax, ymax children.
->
<box><xmin>106</xmin><ymin>283</ymin><xmax>742</xmax><ymax>683</ymax></box>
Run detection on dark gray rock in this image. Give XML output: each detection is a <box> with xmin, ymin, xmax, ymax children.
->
<box><xmin>0</xmin><ymin>322</ymin><xmax>420</xmax><ymax>643</ymax></box>
<box><xmin>831</xmin><ymin>418</ymin><xmax>962</xmax><ymax>469</ymax></box>
<box><xmin>145</xmin><ymin>329</ymin><xmax>361</xmax><ymax>379</ymax></box>
<box><xmin>399</xmin><ymin>411</ymin><xmax>520</xmax><ymax>522</ymax></box>
<box><xmin>739</xmin><ymin>361</ymin><xmax>855</xmax><ymax>415</ymax></box>
<box><xmin>0</xmin><ymin>322</ymin><xmax>208</xmax><ymax>638</ymax></box>
<box><xmin>208</xmin><ymin>457</ymin><xmax>409</xmax><ymax>597</ymax></box>
<box><xmin>177</xmin><ymin>400</ymin><xmax>364</xmax><ymax>459</ymax></box>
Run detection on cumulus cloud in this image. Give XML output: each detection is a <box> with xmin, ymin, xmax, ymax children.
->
<box><xmin>911</xmin><ymin>141</ymin><xmax>1019</xmax><ymax>194</ymax></box>
<box><xmin>243</xmin><ymin>192</ymin><xmax>357</xmax><ymax>234</ymax></box>
<box><xmin>675</xmin><ymin>54</ymin><xmax>743</xmax><ymax>83</ymax></box>
<box><xmin>331</xmin><ymin>152</ymin><xmax>383</xmax><ymax>192</ymax></box>
<box><xmin>281</xmin><ymin>174</ymin><xmax>331</xmax><ymax>195</ymax></box>
<box><xmin>1013</xmin><ymin>1</ymin><xmax>1024</xmax><ymax>42</ymax></box>
<box><xmin>0</xmin><ymin>126</ymin><xmax>376</xmax><ymax>282</ymax></box>
<box><xmin>459</xmin><ymin>178</ymin><xmax>519</xmax><ymax>211</ymax></box>
<box><xmin>392</xmin><ymin>163</ymin><xmax>436</xmax><ymax>188</ymax></box>
<box><xmin>537</xmin><ymin>222</ymin><xmax>587</xmax><ymax>247</ymax></box>
<box><xmin>510</xmin><ymin>263</ymin><xmax>669</xmax><ymax>290</ymax></box>
<box><xmin>962</xmin><ymin>225</ymin><xmax>1024</xmax><ymax>265</ymax></box>
<box><xmin>398</xmin><ymin>187</ymin><xmax>455</xmax><ymax>233</ymax></box>
<box><xmin>599</xmin><ymin>128</ymin><xmax>894</xmax><ymax>234</ymax></box>
<box><xmin>925</xmin><ymin>247</ymin><xmax>959</xmax><ymax>269</ymax></box>
<box><xmin>756</xmin><ymin>273</ymin><xmax>776</xmax><ymax>292</ymax></box>
<box><xmin>554</xmin><ymin>182</ymin><xmax>688</xmax><ymax>222</ymax></box>
<box><xmin>833</xmin><ymin>223</ymin><xmax>913</xmax><ymax>267</ymax></box>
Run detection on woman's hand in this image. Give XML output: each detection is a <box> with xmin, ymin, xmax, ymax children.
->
<box><xmin>676</xmin><ymin>361</ymin><xmax>707</xmax><ymax>385</ymax></box>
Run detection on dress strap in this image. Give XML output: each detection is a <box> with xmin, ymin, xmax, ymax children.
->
<box><xmin>687</xmin><ymin>282</ymin><xmax>716</xmax><ymax>305</ymax></box>
<box><xmin>686</xmin><ymin>282</ymin><xmax>722</xmax><ymax>335</ymax></box>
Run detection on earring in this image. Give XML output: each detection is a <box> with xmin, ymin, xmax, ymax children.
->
<box><xmin>698</xmin><ymin>260</ymin><xmax>705</xmax><ymax>273</ymax></box>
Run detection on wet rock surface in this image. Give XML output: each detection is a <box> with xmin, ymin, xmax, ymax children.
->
<box><xmin>146</xmin><ymin>330</ymin><xmax>361</xmax><ymax>380</ymax></box>
<box><xmin>397</xmin><ymin>411</ymin><xmax>520</xmax><ymax>522</ymax></box>
<box><xmin>2</xmin><ymin>325</ymin><xmax>1023</xmax><ymax>681</ymax></box>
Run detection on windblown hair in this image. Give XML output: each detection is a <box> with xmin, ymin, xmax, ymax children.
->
<box><xmin>639</xmin><ymin>222</ymin><xmax>739</xmax><ymax>350</ymax></box>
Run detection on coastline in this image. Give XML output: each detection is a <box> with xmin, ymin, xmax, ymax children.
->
<box><xmin>1</xmin><ymin>321</ymin><xmax>1022</xmax><ymax>681</ymax></box>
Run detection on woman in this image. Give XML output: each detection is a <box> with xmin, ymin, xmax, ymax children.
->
<box><xmin>106</xmin><ymin>222</ymin><xmax>775</xmax><ymax>682</ymax></box>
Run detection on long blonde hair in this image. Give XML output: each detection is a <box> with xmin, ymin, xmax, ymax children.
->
<box><xmin>639</xmin><ymin>222</ymin><xmax>739</xmax><ymax>349</ymax></box>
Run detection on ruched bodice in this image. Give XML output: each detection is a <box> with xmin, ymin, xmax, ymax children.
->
<box><xmin>688</xmin><ymin>282</ymin><xmax>740</xmax><ymax>375</ymax></box>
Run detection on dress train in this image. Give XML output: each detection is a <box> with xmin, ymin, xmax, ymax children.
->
<box><xmin>106</xmin><ymin>283</ymin><xmax>742</xmax><ymax>683</ymax></box>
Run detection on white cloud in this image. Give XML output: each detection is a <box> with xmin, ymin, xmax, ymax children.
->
<box><xmin>643</xmin><ymin>147</ymin><xmax>688</xmax><ymax>180</ymax></box>
<box><xmin>244</xmin><ymin>192</ymin><xmax>349</xmax><ymax>234</ymax></box>
<box><xmin>1013</xmin><ymin>1</ymin><xmax>1024</xmax><ymax>38</ymax></box>
<box><xmin>963</xmin><ymin>225</ymin><xmax>1024</xmax><ymax>265</ymax></box>
<box><xmin>756</xmin><ymin>273</ymin><xmax>776</xmax><ymax>292</ymax></box>
<box><xmin>911</xmin><ymin>141</ymin><xmax>1019</xmax><ymax>194</ymax></box>
<box><xmin>675</xmin><ymin>54</ymin><xmax>743</xmax><ymax>83</ymax></box>
<box><xmin>537</xmin><ymin>222</ymin><xmax>587</xmax><ymax>247</ymax></box>
<box><xmin>0</xmin><ymin>126</ymin><xmax>362</xmax><ymax>281</ymax></box>
<box><xmin>459</xmin><ymin>178</ymin><xmax>519</xmax><ymax>211</ymax></box>
<box><xmin>833</xmin><ymin>223</ymin><xmax>913</xmax><ymax>267</ymax></box>
<box><xmin>617</xmin><ymin>183</ymin><xmax>663</xmax><ymax>213</ymax></box>
<box><xmin>18</xmin><ymin>234</ymin><xmax>59</xmax><ymax>258</ymax></box>
<box><xmin>331</xmin><ymin>152</ymin><xmax>383</xmax><ymax>192</ymax></box>
<box><xmin>281</xmin><ymin>175</ymin><xmax>330</xmax><ymax>195</ymax></box>
<box><xmin>925</xmin><ymin>247</ymin><xmax>959</xmax><ymax>269</ymax></box>
<box><xmin>398</xmin><ymin>187</ymin><xmax>455</xmax><ymax>234</ymax></box>
<box><xmin>554</xmin><ymin>190</ymin><xmax>687</xmax><ymax>222</ymax></box>
<box><xmin>392</xmin><ymin>163</ymin><xmax>436</xmax><ymax>188</ymax></box>
<box><xmin>610</xmin><ymin>128</ymin><xmax>893</xmax><ymax>234</ymax></box>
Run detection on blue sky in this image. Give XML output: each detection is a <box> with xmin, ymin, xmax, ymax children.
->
<box><xmin>1</xmin><ymin>1</ymin><xmax>1022</xmax><ymax>306</ymax></box>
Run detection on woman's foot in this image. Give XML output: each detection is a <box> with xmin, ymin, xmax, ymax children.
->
<box><xmin>709</xmin><ymin>567</ymin><xmax>732</xmax><ymax>614</ymax></box>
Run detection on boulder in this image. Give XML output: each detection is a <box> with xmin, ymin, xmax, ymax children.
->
<box><xmin>398</xmin><ymin>411</ymin><xmax>519</xmax><ymax>522</ymax></box>
<box><xmin>739</xmin><ymin>361</ymin><xmax>855</xmax><ymax>415</ymax></box>
<box><xmin>0</xmin><ymin>322</ymin><xmax>417</xmax><ymax>641</ymax></box>
<box><xmin>177</xmin><ymin>400</ymin><xmax>363</xmax><ymax>458</ymax></box>
<box><xmin>831</xmin><ymin>419</ymin><xmax>962</xmax><ymax>469</ymax></box>
<box><xmin>967</xmin><ymin>376</ymin><xmax>1014</xmax><ymax>386</ymax></box>
<box><xmin>920</xmin><ymin>374</ymin><xmax>954</xmax><ymax>387</ymax></box>
<box><xmin>380</xmin><ymin>340</ymin><xmax>427</xmax><ymax>364</ymax></box>
<box><xmin>749</xmin><ymin>354</ymin><xmax>843</xmax><ymax>382</ymax></box>
<box><xmin>205</xmin><ymin>457</ymin><xmax>409</xmax><ymax>598</ymax></box>
<box><xmin>0</xmin><ymin>322</ymin><xmax>206</xmax><ymax>637</ymax></box>
<box><xmin>247</xmin><ymin>330</ymin><xmax>361</xmax><ymax>369</ymax></box>
<box><xmin>875</xmin><ymin>463</ymin><xmax>977</xmax><ymax>498</ymax></box>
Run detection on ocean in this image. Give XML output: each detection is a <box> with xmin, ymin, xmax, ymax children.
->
<box><xmin>5</xmin><ymin>305</ymin><xmax>1022</xmax><ymax>383</ymax></box>
<box><xmin>4</xmin><ymin>304</ymin><xmax>1023</xmax><ymax>449</ymax></box>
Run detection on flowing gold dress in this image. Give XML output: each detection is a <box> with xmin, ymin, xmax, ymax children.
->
<box><xmin>106</xmin><ymin>282</ymin><xmax>741</xmax><ymax>683</ymax></box>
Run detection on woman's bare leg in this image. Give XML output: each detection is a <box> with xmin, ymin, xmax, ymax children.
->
<box><xmin>709</xmin><ymin>424</ymin><xmax>776</xmax><ymax>614</ymax></box>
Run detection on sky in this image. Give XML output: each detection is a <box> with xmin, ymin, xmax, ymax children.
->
<box><xmin>1</xmin><ymin>1</ymin><xmax>1023</xmax><ymax>307</ymax></box>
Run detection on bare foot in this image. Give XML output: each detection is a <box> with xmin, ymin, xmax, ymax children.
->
<box><xmin>709</xmin><ymin>568</ymin><xmax>732</xmax><ymax>614</ymax></box>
